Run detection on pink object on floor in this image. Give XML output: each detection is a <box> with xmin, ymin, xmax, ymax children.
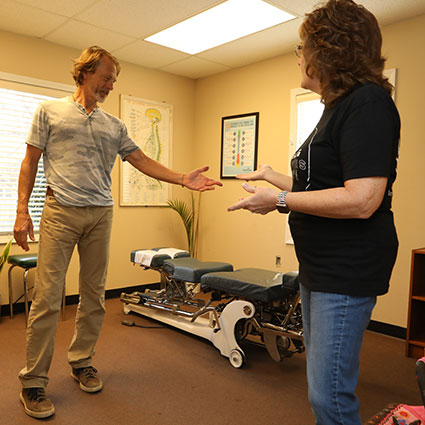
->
<box><xmin>402</xmin><ymin>404</ymin><xmax>425</xmax><ymax>422</ymax></box>
<box><xmin>366</xmin><ymin>404</ymin><xmax>425</xmax><ymax>425</ymax></box>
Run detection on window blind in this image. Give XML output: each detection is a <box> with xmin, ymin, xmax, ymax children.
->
<box><xmin>0</xmin><ymin>87</ymin><xmax>52</xmax><ymax>233</ymax></box>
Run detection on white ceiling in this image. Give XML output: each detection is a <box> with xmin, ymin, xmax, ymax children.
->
<box><xmin>1</xmin><ymin>0</ymin><xmax>425</xmax><ymax>80</ymax></box>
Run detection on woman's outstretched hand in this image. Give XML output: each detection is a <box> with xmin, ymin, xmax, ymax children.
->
<box><xmin>227</xmin><ymin>183</ymin><xmax>278</xmax><ymax>215</ymax></box>
<box><xmin>235</xmin><ymin>164</ymin><xmax>273</xmax><ymax>182</ymax></box>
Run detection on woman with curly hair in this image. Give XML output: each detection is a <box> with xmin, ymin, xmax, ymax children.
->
<box><xmin>228</xmin><ymin>0</ymin><xmax>400</xmax><ymax>423</ymax></box>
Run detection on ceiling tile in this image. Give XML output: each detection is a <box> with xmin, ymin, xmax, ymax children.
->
<box><xmin>356</xmin><ymin>0</ymin><xmax>425</xmax><ymax>25</ymax></box>
<box><xmin>45</xmin><ymin>20</ymin><xmax>134</xmax><ymax>52</ymax></box>
<box><xmin>113</xmin><ymin>40</ymin><xmax>189</xmax><ymax>69</ymax></box>
<box><xmin>160</xmin><ymin>56</ymin><xmax>231</xmax><ymax>80</ymax></box>
<box><xmin>266</xmin><ymin>0</ymin><xmax>318</xmax><ymax>17</ymax></box>
<box><xmin>75</xmin><ymin>0</ymin><xmax>222</xmax><ymax>39</ymax></box>
<box><xmin>14</xmin><ymin>0</ymin><xmax>97</xmax><ymax>17</ymax></box>
<box><xmin>272</xmin><ymin>0</ymin><xmax>425</xmax><ymax>26</ymax></box>
<box><xmin>0</xmin><ymin>0</ymin><xmax>68</xmax><ymax>37</ymax></box>
<box><xmin>198</xmin><ymin>18</ymin><xmax>303</xmax><ymax>68</ymax></box>
<box><xmin>1</xmin><ymin>0</ymin><xmax>425</xmax><ymax>80</ymax></box>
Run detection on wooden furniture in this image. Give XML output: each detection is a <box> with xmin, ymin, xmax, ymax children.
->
<box><xmin>406</xmin><ymin>248</ymin><xmax>425</xmax><ymax>357</ymax></box>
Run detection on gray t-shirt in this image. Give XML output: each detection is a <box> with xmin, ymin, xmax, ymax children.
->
<box><xmin>27</xmin><ymin>96</ymin><xmax>139</xmax><ymax>206</ymax></box>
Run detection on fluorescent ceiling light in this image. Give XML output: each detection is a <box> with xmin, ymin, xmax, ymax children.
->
<box><xmin>145</xmin><ymin>0</ymin><xmax>296</xmax><ymax>55</ymax></box>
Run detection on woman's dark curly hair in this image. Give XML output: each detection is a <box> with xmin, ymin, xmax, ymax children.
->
<box><xmin>72</xmin><ymin>46</ymin><xmax>121</xmax><ymax>86</ymax></box>
<box><xmin>299</xmin><ymin>0</ymin><xmax>392</xmax><ymax>107</ymax></box>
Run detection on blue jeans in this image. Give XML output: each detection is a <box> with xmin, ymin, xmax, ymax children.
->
<box><xmin>300</xmin><ymin>284</ymin><xmax>376</xmax><ymax>425</ymax></box>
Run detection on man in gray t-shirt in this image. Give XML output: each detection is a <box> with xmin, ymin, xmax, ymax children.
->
<box><xmin>25</xmin><ymin>96</ymin><xmax>140</xmax><ymax>207</ymax></box>
<box><xmin>14</xmin><ymin>46</ymin><xmax>221</xmax><ymax>420</ymax></box>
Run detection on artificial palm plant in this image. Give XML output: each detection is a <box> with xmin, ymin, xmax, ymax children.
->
<box><xmin>167</xmin><ymin>192</ymin><xmax>201</xmax><ymax>258</ymax></box>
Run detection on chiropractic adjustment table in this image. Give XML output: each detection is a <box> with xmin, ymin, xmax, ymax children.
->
<box><xmin>120</xmin><ymin>248</ymin><xmax>304</xmax><ymax>368</ymax></box>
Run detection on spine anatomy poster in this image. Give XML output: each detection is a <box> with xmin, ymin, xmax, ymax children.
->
<box><xmin>120</xmin><ymin>95</ymin><xmax>173</xmax><ymax>206</ymax></box>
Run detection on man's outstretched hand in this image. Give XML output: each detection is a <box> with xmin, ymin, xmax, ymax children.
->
<box><xmin>183</xmin><ymin>166</ymin><xmax>223</xmax><ymax>191</ymax></box>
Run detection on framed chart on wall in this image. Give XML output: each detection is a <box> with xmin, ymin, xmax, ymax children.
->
<box><xmin>120</xmin><ymin>95</ymin><xmax>173</xmax><ymax>206</ymax></box>
<box><xmin>220</xmin><ymin>112</ymin><xmax>259</xmax><ymax>179</ymax></box>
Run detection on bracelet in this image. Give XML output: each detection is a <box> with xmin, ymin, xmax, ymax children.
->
<box><xmin>276</xmin><ymin>190</ymin><xmax>290</xmax><ymax>214</ymax></box>
<box><xmin>181</xmin><ymin>174</ymin><xmax>185</xmax><ymax>187</ymax></box>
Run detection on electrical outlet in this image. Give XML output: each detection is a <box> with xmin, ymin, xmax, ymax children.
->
<box><xmin>275</xmin><ymin>256</ymin><xmax>281</xmax><ymax>267</ymax></box>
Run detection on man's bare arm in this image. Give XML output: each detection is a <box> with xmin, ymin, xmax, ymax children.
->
<box><xmin>14</xmin><ymin>145</ymin><xmax>43</xmax><ymax>251</ymax></box>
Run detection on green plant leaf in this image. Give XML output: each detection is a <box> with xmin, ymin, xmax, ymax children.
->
<box><xmin>167</xmin><ymin>192</ymin><xmax>201</xmax><ymax>257</ymax></box>
<box><xmin>0</xmin><ymin>238</ymin><xmax>13</xmax><ymax>273</ymax></box>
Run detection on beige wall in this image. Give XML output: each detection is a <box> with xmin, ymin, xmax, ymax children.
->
<box><xmin>193</xmin><ymin>13</ymin><xmax>425</xmax><ymax>328</ymax></box>
<box><xmin>2</xmin><ymin>13</ymin><xmax>425</xmax><ymax>328</ymax></box>
<box><xmin>376</xmin><ymin>14</ymin><xmax>425</xmax><ymax>325</ymax></box>
<box><xmin>0</xmin><ymin>30</ymin><xmax>196</xmax><ymax>303</ymax></box>
<box><xmin>194</xmin><ymin>54</ymin><xmax>300</xmax><ymax>273</ymax></box>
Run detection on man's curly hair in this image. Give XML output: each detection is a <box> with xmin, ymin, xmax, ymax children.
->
<box><xmin>300</xmin><ymin>0</ymin><xmax>392</xmax><ymax>107</ymax></box>
<box><xmin>72</xmin><ymin>46</ymin><xmax>121</xmax><ymax>86</ymax></box>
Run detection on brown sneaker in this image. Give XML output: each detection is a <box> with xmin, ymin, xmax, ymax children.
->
<box><xmin>20</xmin><ymin>387</ymin><xmax>55</xmax><ymax>419</ymax></box>
<box><xmin>71</xmin><ymin>366</ymin><xmax>103</xmax><ymax>393</ymax></box>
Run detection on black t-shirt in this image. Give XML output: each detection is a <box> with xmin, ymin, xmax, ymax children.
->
<box><xmin>288</xmin><ymin>83</ymin><xmax>400</xmax><ymax>296</ymax></box>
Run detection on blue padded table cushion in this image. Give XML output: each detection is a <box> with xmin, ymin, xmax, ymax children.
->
<box><xmin>130</xmin><ymin>248</ymin><xmax>190</xmax><ymax>267</ymax></box>
<box><xmin>162</xmin><ymin>257</ymin><xmax>233</xmax><ymax>283</ymax></box>
<box><xmin>7</xmin><ymin>253</ymin><xmax>38</xmax><ymax>269</ymax></box>
<box><xmin>201</xmin><ymin>268</ymin><xmax>299</xmax><ymax>303</ymax></box>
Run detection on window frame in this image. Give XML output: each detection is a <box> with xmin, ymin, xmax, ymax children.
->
<box><xmin>0</xmin><ymin>72</ymin><xmax>74</xmax><ymax>243</ymax></box>
<box><xmin>286</xmin><ymin>88</ymin><xmax>324</xmax><ymax>244</ymax></box>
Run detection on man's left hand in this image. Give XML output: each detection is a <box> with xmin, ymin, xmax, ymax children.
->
<box><xmin>184</xmin><ymin>166</ymin><xmax>223</xmax><ymax>191</ymax></box>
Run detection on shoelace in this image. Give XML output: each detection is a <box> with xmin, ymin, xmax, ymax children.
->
<box><xmin>28</xmin><ymin>388</ymin><xmax>47</xmax><ymax>402</ymax></box>
<box><xmin>80</xmin><ymin>367</ymin><xmax>98</xmax><ymax>380</ymax></box>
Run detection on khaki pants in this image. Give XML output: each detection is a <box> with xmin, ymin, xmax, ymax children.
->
<box><xmin>19</xmin><ymin>196</ymin><xmax>113</xmax><ymax>389</ymax></box>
